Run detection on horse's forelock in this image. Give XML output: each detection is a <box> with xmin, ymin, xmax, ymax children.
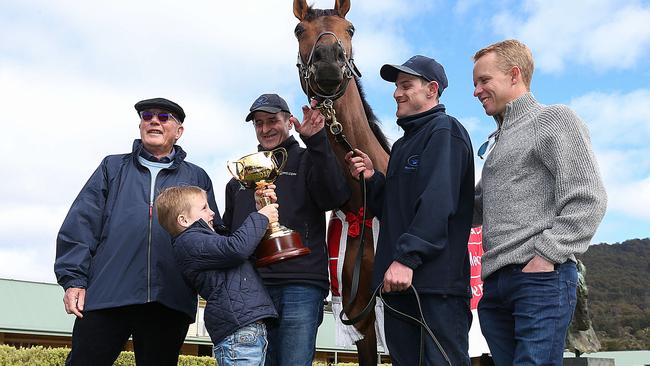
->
<box><xmin>305</xmin><ymin>6</ymin><xmax>341</xmax><ymax>20</ymax></box>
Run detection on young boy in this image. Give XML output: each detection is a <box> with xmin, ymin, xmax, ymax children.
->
<box><xmin>156</xmin><ymin>185</ymin><xmax>278</xmax><ymax>366</ymax></box>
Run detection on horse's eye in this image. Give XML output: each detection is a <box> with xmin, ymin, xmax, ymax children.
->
<box><xmin>347</xmin><ymin>25</ymin><xmax>355</xmax><ymax>37</ymax></box>
<box><xmin>294</xmin><ymin>24</ymin><xmax>305</xmax><ymax>38</ymax></box>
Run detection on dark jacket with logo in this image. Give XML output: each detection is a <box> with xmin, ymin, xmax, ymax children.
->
<box><xmin>55</xmin><ymin>139</ymin><xmax>221</xmax><ymax>319</ymax></box>
<box><xmin>368</xmin><ymin>105</ymin><xmax>474</xmax><ymax>296</ymax></box>
<box><xmin>223</xmin><ymin>130</ymin><xmax>350</xmax><ymax>290</ymax></box>
<box><xmin>172</xmin><ymin>218</ymin><xmax>278</xmax><ymax>344</ymax></box>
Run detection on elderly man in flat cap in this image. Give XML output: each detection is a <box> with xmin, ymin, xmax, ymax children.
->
<box><xmin>55</xmin><ymin>97</ymin><xmax>222</xmax><ymax>366</ymax></box>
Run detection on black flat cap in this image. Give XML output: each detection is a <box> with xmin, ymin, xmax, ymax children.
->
<box><xmin>245</xmin><ymin>94</ymin><xmax>291</xmax><ymax>122</ymax></box>
<box><xmin>134</xmin><ymin>97</ymin><xmax>186</xmax><ymax>123</ymax></box>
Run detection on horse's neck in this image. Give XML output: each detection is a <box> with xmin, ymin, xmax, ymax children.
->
<box><xmin>329</xmin><ymin>80</ymin><xmax>389</xmax><ymax>212</ymax></box>
<box><xmin>332</xmin><ymin>80</ymin><xmax>389</xmax><ymax>174</ymax></box>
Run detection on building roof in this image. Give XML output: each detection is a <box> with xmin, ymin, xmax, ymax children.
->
<box><xmin>0</xmin><ymin>278</ymin><xmax>358</xmax><ymax>350</ymax></box>
<box><xmin>0</xmin><ymin>278</ymin><xmax>73</xmax><ymax>337</ymax></box>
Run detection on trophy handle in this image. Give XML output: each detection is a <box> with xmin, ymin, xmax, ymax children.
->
<box><xmin>271</xmin><ymin>147</ymin><xmax>288</xmax><ymax>173</ymax></box>
<box><xmin>227</xmin><ymin>161</ymin><xmax>244</xmax><ymax>180</ymax></box>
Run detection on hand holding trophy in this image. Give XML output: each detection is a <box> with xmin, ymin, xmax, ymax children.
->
<box><xmin>227</xmin><ymin>147</ymin><xmax>311</xmax><ymax>267</ymax></box>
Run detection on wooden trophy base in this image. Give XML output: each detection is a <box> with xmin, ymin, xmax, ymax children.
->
<box><xmin>255</xmin><ymin>231</ymin><xmax>311</xmax><ymax>267</ymax></box>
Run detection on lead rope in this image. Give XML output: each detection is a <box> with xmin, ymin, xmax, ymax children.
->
<box><xmin>317</xmin><ymin>99</ymin><xmax>366</xmax><ymax>314</ymax></box>
<box><xmin>315</xmin><ymin>99</ymin><xmax>451</xmax><ymax>366</ymax></box>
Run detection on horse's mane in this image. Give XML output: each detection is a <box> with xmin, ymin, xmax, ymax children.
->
<box><xmin>356</xmin><ymin>77</ymin><xmax>391</xmax><ymax>153</ymax></box>
<box><xmin>305</xmin><ymin>6</ymin><xmax>392</xmax><ymax>154</ymax></box>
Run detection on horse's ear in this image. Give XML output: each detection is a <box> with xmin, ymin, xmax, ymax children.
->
<box><xmin>334</xmin><ymin>0</ymin><xmax>350</xmax><ymax>17</ymax></box>
<box><xmin>293</xmin><ymin>0</ymin><xmax>309</xmax><ymax>20</ymax></box>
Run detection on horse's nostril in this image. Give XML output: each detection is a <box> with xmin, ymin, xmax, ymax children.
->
<box><xmin>313</xmin><ymin>48</ymin><xmax>324</xmax><ymax>61</ymax></box>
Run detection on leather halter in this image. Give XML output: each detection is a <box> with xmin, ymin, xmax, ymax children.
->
<box><xmin>296</xmin><ymin>31</ymin><xmax>361</xmax><ymax>101</ymax></box>
<box><xmin>297</xmin><ymin>30</ymin><xmax>373</xmax><ymax>342</ymax></box>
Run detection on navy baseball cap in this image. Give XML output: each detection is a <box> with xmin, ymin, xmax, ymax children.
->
<box><xmin>134</xmin><ymin>97</ymin><xmax>186</xmax><ymax>123</ymax></box>
<box><xmin>380</xmin><ymin>55</ymin><xmax>448</xmax><ymax>95</ymax></box>
<box><xmin>245</xmin><ymin>94</ymin><xmax>292</xmax><ymax>122</ymax></box>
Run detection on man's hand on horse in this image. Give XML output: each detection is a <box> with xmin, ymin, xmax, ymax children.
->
<box><xmin>382</xmin><ymin>261</ymin><xmax>413</xmax><ymax>293</ymax></box>
<box><xmin>63</xmin><ymin>287</ymin><xmax>86</xmax><ymax>318</ymax></box>
<box><xmin>293</xmin><ymin>99</ymin><xmax>325</xmax><ymax>138</ymax></box>
<box><xmin>345</xmin><ymin>149</ymin><xmax>375</xmax><ymax>180</ymax></box>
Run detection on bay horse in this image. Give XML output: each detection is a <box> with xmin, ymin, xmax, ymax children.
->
<box><xmin>293</xmin><ymin>0</ymin><xmax>391</xmax><ymax>364</ymax></box>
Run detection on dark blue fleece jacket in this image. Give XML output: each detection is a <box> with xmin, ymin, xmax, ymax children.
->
<box><xmin>368</xmin><ymin>105</ymin><xmax>474</xmax><ymax>296</ymax></box>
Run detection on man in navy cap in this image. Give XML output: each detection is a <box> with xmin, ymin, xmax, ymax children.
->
<box><xmin>223</xmin><ymin>94</ymin><xmax>350</xmax><ymax>366</ymax></box>
<box><xmin>55</xmin><ymin>97</ymin><xmax>222</xmax><ymax>366</ymax></box>
<box><xmin>346</xmin><ymin>56</ymin><xmax>474</xmax><ymax>365</ymax></box>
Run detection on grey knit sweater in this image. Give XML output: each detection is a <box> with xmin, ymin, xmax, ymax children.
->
<box><xmin>474</xmin><ymin>93</ymin><xmax>607</xmax><ymax>279</ymax></box>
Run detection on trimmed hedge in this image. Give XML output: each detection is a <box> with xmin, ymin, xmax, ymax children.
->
<box><xmin>0</xmin><ymin>345</ymin><xmax>392</xmax><ymax>365</ymax></box>
<box><xmin>0</xmin><ymin>345</ymin><xmax>215</xmax><ymax>366</ymax></box>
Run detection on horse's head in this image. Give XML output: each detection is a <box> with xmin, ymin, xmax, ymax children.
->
<box><xmin>293</xmin><ymin>0</ymin><xmax>360</xmax><ymax>100</ymax></box>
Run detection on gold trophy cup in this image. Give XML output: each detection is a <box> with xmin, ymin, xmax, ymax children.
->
<box><xmin>227</xmin><ymin>148</ymin><xmax>311</xmax><ymax>267</ymax></box>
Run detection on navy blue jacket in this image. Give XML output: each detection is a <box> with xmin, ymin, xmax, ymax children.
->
<box><xmin>173</xmin><ymin>217</ymin><xmax>278</xmax><ymax>344</ymax></box>
<box><xmin>54</xmin><ymin>140</ymin><xmax>221</xmax><ymax>319</ymax></box>
<box><xmin>223</xmin><ymin>130</ymin><xmax>350</xmax><ymax>290</ymax></box>
<box><xmin>368</xmin><ymin>105</ymin><xmax>474</xmax><ymax>296</ymax></box>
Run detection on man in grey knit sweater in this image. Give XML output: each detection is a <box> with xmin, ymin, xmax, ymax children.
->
<box><xmin>472</xmin><ymin>39</ymin><xmax>607</xmax><ymax>366</ymax></box>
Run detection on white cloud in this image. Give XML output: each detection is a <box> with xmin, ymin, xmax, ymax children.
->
<box><xmin>492</xmin><ymin>0</ymin><xmax>650</xmax><ymax>72</ymax></box>
<box><xmin>0</xmin><ymin>247</ymin><xmax>56</xmax><ymax>284</ymax></box>
<box><xmin>569</xmin><ymin>89</ymin><xmax>650</xmax><ymax>222</ymax></box>
<box><xmin>569</xmin><ymin>89</ymin><xmax>650</xmax><ymax>176</ymax></box>
<box><xmin>0</xmin><ymin>0</ymin><xmax>428</xmax><ymax>282</ymax></box>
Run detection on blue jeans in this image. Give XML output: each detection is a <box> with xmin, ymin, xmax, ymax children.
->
<box><xmin>383</xmin><ymin>293</ymin><xmax>472</xmax><ymax>366</ymax></box>
<box><xmin>213</xmin><ymin>321</ymin><xmax>268</xmax><ymax>366</ymax></box>
<box><xmin>478</xmin><ymin>261</ymin><xmax>578</xmax><ymax>366</ymax></box>
<box><xmin>264</xmin><ymin>284</ymin><xmax>327</xmax><ymax>366</ymax></box>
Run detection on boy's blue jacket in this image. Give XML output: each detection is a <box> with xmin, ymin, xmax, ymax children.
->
<box><xmin>172</xmin><ymin>217</ymin><xmax>278</xmax><ymax>344</ymax></box>
<box><xmin>55</xmin><ymin>140</ymin><xmax>221</xmax><ymax>320</ymax></box>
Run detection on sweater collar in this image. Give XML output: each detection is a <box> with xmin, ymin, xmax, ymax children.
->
<box><xmin>495</xmin><ymin>92</ymin><xmax>538</xmax><ymax>129</ymax></box>
<box><xmin>396</xmin><ymin>104</ymin><xmax>446</xmax><ymax>134</ymax></box>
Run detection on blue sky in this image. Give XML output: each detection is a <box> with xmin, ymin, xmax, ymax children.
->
<box><xmin>1</xmin><ymin>0</ymin><xmax>649</xmax><ymax>283</ymax></box>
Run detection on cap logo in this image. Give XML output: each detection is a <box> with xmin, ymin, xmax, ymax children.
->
<box><xmin>254</xmin><ymin>96</ymin><xmax>270</xmax><ymax>108</ymax></box>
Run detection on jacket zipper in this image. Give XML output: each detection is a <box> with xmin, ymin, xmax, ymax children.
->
<box><xmin>147</xmin><ymin>200</ymin><xmax>153</xmax><ymax>302</ymax></box>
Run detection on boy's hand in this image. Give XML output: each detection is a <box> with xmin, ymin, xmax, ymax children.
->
<box><xmin>255</xmin><ymin>184</ymin><xmax>277</xmax><ymax>210</ymax></box>
<box><xmin>258</xmin><ymin>203</ymin><xmax>279</xmax><ymax>223</ymax></box>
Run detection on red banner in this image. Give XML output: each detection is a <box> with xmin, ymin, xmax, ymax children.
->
<box><xmin>468</xmin><ymin>227</ymin><xmax>484</xmax><ymax>310</ymax></box>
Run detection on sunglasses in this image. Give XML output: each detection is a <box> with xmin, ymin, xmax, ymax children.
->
<box><xmin>477</xmin><ymin>129</ymin><xmax>500</xmax><ymax>160</ymax></box>
<box><xmin>139</xmin><ymin>111</ymin><xmax>179</xmax><ymax>123</ymax></box>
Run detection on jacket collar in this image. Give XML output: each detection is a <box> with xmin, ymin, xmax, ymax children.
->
<box><xmin>172</xmin><ymin>219</ymin><xmax>213</xmax><ymax>243</ymax></box>
<box><xmin>257</xmin><ymin>135</ymin><xmax>299</xmax><ymax>152</ymax></box>
<box><xmin>132</xmin><ymin>139</ymin><xmax>186</xmax><ymax>168</ymax></box>
<box><xmin>396</xmin><ymin>104</ymin><xmax>446</xmax><ymax>134</ymax></box>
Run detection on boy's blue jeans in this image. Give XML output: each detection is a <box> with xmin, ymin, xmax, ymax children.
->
<box><xmin>213</xmin><ymin>321</ymin><xmax>268</xmax><ymax>366</ymax></box>
<box><xmin>478</xmin><ymin>261</ymin><xmax>578</xmax><ymax>366</ymax></box>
